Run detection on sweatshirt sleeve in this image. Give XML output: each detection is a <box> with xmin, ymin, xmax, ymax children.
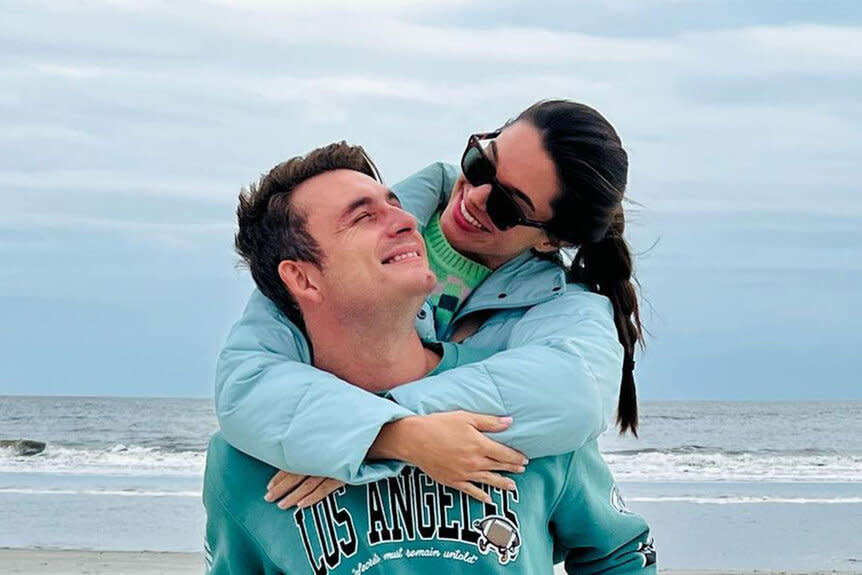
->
<box><xmin>203</xmin><ymin>435</ymin><xmax>285</xmax><ymax>575</ymax></box>
<box><xmin>550</xmin><ymin>443</ymin><xmax>656</xmax><ymax>575</ymax></box>
<box><xmin>388</xmin><ymin>288</ymin><xmax>623</xmax><ymax>457</ymax></box>
<box><xmin>205</xmin><ymin>494</ymin><xmax>283</xmax><ymax>575</ymax></box>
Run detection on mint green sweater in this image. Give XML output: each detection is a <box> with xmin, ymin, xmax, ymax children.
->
<box><xmin>423</xmin><ymin>213</ymin><xmax>491</xmax><ymax>335</ymax></box>
<box><xmin>204</xmin><ymin>346</ymin><xmax>655</xmax><ymax>574</ymax></box>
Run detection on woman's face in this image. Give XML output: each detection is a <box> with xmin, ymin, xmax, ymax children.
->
<box><xmin>438</xmin><ymin>121</ymin><xmax>561</xmax><ymax>270</ymax></box>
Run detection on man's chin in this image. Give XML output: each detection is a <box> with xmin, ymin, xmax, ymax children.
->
<box><xmin>394</xmin><ymin>270</ymin><xmax>437</xmax><ymax>298</ymax></box>
<box><xmin>421</xmin><ymin>273</ymin><xmax>437</xmax><ymax>294</ymax></box>
<box><xmin>410</xmin><ymin>272</ymin><xmax>437</xmax><ymax>294</ymax></box>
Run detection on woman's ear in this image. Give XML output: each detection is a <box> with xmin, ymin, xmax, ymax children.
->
<box><xmin>278</xmin><ymin>260</ymin><xmax>323</xmax><ymax>305</ymax></box>
<box><xmin>532</xmin><ymin>235</ymin><xmax>573</xmax><ymax>254</ymax></box>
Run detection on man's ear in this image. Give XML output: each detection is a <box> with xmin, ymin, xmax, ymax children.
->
<box><xmin>278</xmin><ymin>260</ymin><xmax>323</xmax><ymax>305</ymax></box>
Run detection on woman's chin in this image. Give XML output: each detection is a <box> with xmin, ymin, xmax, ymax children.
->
<box><xmin>439</xmin><ymin>209</ymin><xmax>471</xmax><ymax>250</ymax></box>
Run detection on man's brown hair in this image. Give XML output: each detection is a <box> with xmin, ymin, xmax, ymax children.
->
<box><xmin>235</xmin><ymin>142</ymin><xmax>381</xmax><ymax>328</ymax></box>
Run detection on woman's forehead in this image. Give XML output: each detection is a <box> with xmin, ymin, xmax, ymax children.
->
<box><xmin>495</xmin><ymin>122</ymin><xmax>559</xmax><ymax>214</ymax></box>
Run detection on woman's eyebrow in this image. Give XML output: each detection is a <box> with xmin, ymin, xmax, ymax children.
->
<box><xmin>489</xmin><ymin>140</ymin><xmax>536</xmax><ymax>212</ymax></box>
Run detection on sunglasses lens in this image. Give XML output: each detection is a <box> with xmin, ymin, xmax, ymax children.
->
<box><xmin>462</xmin><ymin>145</ymin><xmax>493</xmax><ymax>187</ymax></box>
<box><xmin>486</xmin><ymin>186</ymin><xmax>521</xmax><ymax>231</ymax></box>
<box><xmin>462</xmin><ymin>136</ymin><xmax>532</xmax><ymax>231</ymax></box>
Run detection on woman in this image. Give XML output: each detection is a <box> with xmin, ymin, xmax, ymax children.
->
<box><xmin>216</xmin><ymin>99</ymin><xmax>643</xmax><ymax>506</ymax></box>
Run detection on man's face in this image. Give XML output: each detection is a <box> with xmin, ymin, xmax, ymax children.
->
<box><xmin>439</xmin><ymin>121</ymin><xmax>560</xmax><ymax>269</ymax></box>
<box><xmin>291</xmin><ymin>169</ymin><xmax>436</xmax><ymax>314</ymax></box>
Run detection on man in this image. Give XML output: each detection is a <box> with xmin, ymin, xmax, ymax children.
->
<box><xmin>203</xmin><ymin>143</ymin><xmax>655</xmax><ymax>574</ymax></box>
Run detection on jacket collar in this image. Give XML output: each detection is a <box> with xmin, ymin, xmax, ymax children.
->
<box><xmin>449</xmin><ymin>251</ymin><xmax>567</xmax><ymax>329</ymax></box>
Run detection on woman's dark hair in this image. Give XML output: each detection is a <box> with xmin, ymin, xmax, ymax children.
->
<box><xmin>515</xmin><ymin>100</ymin><xmax>644</xmax><ymax>436</ymax></box>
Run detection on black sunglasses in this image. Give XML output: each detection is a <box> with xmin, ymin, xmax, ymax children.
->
<box><xmin>460</xmin><ymin>131</ymin><xmax>550</xmax><ymax>232</ymax></box>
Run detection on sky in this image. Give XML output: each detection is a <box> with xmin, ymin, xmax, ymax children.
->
<box><xmin>1</xmin><ymin>0</ymin><xmax>860</xmax><ymax>400</ymax></box>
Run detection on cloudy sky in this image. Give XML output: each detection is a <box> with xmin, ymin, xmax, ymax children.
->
<box><xmin>2</xmin><ymin>0</ymin><xmax>860</xmax><ymax>399</ymax></box>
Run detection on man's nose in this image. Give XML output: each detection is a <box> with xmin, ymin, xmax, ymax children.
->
<box><xmin>385</xmin><ymin>204</ymin><xmax>418</xmax><ymax>236</ymax></box>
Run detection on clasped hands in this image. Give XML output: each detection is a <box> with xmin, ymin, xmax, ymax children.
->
<box><xmin>264</xmin><ymin>410</ymin><xmax>527</xmax><ymax>509</ymax></box>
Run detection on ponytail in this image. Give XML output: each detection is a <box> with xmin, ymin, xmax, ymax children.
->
<box><xmin>569</xmin><ymin>209</ymin><xmax>643</xmax><ymax>436</ymax></box>
<box><xmin>515</xmin><ymin>99</ymin><xmax>644</xmax><ymax>436</ymax></box>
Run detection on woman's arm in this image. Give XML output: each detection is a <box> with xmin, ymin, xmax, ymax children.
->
<box><xmin>386</xmin><ymin>286</ymin><xmax>623</xmax><ymax>458</ymax></box>
<box><xmin>215</xmin><ymin>289</ymin><xmax>415</xmax><ymax>483</ymax></box>
<box><xmin>217</xmin><ymin>284</ymin><xmax>621</xmax><ymax>485</ymax></box>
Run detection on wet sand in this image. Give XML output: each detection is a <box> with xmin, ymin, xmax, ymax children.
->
<box><xmin>1</xmin><ymin>549</ymin><xmax>203</xmax><ymax>574</ymax></box>
<box><xmin>2</xmin><ymin>548</ymin><xmax>857</xmax><ymax>575</ymax></box>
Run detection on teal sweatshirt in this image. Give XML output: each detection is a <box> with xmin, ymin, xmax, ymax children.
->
<box><xmin>204</xmin><ymin>346</ymin><xmax>656</xmax><ymax>574</ymax></box>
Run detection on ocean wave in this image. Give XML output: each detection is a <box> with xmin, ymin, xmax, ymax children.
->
<box><xmin>0</xmin><ymin>443</ymin><xmax>204</xmax><ymax>476</ymax></box>
<box><xmin>2</xmin><ymin>442</ymin><xmax>861</xmax><ymax>482</ymax></box>
<box><xmin>628</xmin><ymin>495</ymin><xmax>862</xmax><ymax>504</ymax></box>
<box><xmin>604</xmin><ymin>445</ymin><xmax>846</xmax><ymax>457</ymax></box>
<box><xmin>2</xmin><ymin>489</ymin><xmax>859</xmax><ymax>505</ymax></box>
<box><xmin>0</xmin><ymin>487</ymin><xmax>201</xmax><ymax>497</ymax></box>
<box><xmin>605</xmin><ymin>451</ymin><xmax>862</xmax><ymax>482</ymax></box>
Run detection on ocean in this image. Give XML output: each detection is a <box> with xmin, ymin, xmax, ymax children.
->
<box><xmin>1</xmin><ymin>397</ymin><xmax>860</xmax><ymax>571</ymax></box>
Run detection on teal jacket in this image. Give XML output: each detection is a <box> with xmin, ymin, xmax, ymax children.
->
<box><xmin>204</xmin><ymin>434</ymin><xmax>655</xmax><ymax>575</ymax></box>
<box><xmin>215</xmin><ymin>163</ymin><xmax>624</xmax><ymax>483</ymax></box>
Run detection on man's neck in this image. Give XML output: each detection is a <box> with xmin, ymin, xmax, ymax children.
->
<box><xmin>306</xmin><ymin>305</ymin><xmax>439</xmax><ymax>393</ymax></box>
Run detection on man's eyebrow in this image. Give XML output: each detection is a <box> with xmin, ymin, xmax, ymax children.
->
<box><xmin>339</xmin><ymin>191</ymin><xmax>401</xmax><ymax>222</ymax></box>
<box><xmin>489</xmin><ymin>140</ymin><xmax>535</xmax><ymax>212</ymax></box>
<box><xmin>339</xmin><ymin>196</ymin><xmax>374</xmax><ymax>222</ymax></box>
<box><xmin>387</xmin><ymin>189</ymin><xmax>402</xmax><ymax>207</ymax></box>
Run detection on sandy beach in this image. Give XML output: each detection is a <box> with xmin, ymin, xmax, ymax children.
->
<box><xmin>2</xmin><ymin>549</ymin><xmax>858</xmax><ymax>575</ymax></box>
<box><xmin>1</xmin><ymin>549</ymin><xmax>203</xmax><ymax>575</ymax></box>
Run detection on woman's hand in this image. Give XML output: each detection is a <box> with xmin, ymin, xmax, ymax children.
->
<box><xmin>264</xmin><ymin>470</ymin><xmax>344</xmax><ymax>510</ymax></box>
<box><xmin>264</xmin><ymin>411</ymin><xmax>526</xmax><ymax>508</ymax></box>
<box><xmin>370</xmin><ymin>411</ymin><xmax>528</xmax><ymax>503</ymax></box>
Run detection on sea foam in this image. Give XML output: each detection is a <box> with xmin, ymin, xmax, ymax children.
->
<box><xmin>0</xmin><ymin>443</ymin><xmax>204</xmax><ymax>476</ymax></box>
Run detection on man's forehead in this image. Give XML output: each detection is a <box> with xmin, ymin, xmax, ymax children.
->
<box><xmin>292</xmin><ymin>169</ymin><xmax>381</xmax><ymax>215</ymax></box>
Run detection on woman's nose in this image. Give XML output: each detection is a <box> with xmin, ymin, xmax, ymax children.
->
<box><xmin>464</xmin><ymin>182</ymin><xmax>493</xmax><ymax>211</ymax></box>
